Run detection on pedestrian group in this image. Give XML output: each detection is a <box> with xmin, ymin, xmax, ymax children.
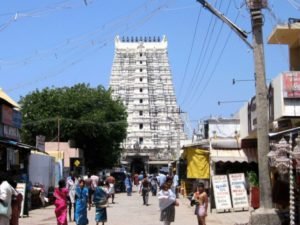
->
<box><xmin>0</xmin><ymin>170</ymin><xmax>208</xmax><ymax>225</ymax></box>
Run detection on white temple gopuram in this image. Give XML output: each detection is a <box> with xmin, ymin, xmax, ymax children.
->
<box><xmin>109</xmin><ymin>35</ymin><xmax>186</xmax><ymax>173</ymax></box>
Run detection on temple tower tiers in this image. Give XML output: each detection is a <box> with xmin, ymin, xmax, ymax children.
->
<box><xmin>109</xmin><ymin>35</ymin><xmax>186</xmax><ymax>173</ymax></box>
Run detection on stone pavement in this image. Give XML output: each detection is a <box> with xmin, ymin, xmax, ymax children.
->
<box><xmin>20</xmin><ymin>191</ymin><xmax>250</xmax><ymax>225</ymax></box>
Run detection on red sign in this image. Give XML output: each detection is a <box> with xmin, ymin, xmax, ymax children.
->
<box><xmin>283</xmin><ymin>72</ymin><xmax>300</xmax><ymax>98</ymax></box>
<box><xmin>1</xmin><ymin>104</ymin><xmax>13</xmax><ymax>126</ymax></box>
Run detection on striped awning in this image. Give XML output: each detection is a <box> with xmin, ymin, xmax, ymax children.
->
<box><xmin>210</xmin><ymin>148</ymin><xmax>257</xmax><ymax>163</ymax></box>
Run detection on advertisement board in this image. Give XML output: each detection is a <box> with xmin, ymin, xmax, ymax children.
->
<box><xmin>283</xmin><ymin>72</ymin><xmax>300</xmax><ymax>98</ymax></box>
<box><xmin>212</xmin><ymin>175</ymin><xmax>232</xmax><ymax>210</ymax></box>
<box><xmin>228</xmin><ymin>173</ymin><xmax>249</xmax><ymax>209</ymax></box>
<box><xmin>36</xmin><ymin>135</ymin><xmax>46</xmax><ymax>151</ymax></box>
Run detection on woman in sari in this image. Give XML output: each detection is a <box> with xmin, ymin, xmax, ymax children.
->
<box><xmin>54</xmin><ymin>179</ymin><xmax>69</xmax><ymax>225</ymax></box>
<box><xmin>158</xmin><ymin>183</ymin><xmax>179</xmax><ymax>225</ymax></box>
<box><xmin>93</xmin><ymin>180</ymin><xmax>108</xmax><ymax>225</ymax></box>
<box><xmin>74</xmin><ymin>180</ymin><xmax>91</xmax><ymax>225</ymax></box>
<box><xmin>192</xmin><ymin>183</ymin><xmax>208</xmax><ymax>225</ymax></box>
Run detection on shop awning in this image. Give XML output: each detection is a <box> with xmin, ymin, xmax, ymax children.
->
<box><xmin>210</xmin><ymin>148</ymin><xmax>257</xmax><ymax>163</ymax></box>
<box><xmin>0</xmin><ymin>139</ymin><xmax>45</xmax><ymax>153</ymax></box>
<box><xmin>148</xmin><ymin>161</ymin><xmax>169</xmax><ymax>165</ymax></box>
<box><xmin>269</xmin><ymin>127</ymin><xmax>300</xmax><ymax>138</ymax></box>
<box><xmin>182</xmin><ymin>148</ymin><xmax>210</xmax><ymax>179</ymax></box>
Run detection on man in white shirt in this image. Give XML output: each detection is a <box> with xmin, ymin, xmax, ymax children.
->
<box><xmin>0</xmin><ymin>176</ymin><xmax>17</xmax><ymax>225</ymax></box>
<box><xmin>172</xmin><ymin>171</ymin><xmax>179</xmax><ymax>198</ymax></box>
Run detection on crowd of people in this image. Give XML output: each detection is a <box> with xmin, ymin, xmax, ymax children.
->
<box><xmin>55</xmin><ymin>171</ymin><xmax>115</xmax><ymax>225</ymax></box>
<box><xmin>125</xmin><ymin>171</ymin><xmax>208</xmax><ymax>225</ymax></box>
<box><xmin>0</xmin><ymin>170</ymin><xmax>208</xmax><ymax>225</ymax></box>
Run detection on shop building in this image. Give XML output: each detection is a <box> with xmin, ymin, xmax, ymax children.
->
<box><xmin>180</xmin><ymin>118</ymin><xmax>258</xmax><ymax>200</ymax></box>
<box><xmin>0</xmin><ymin>88</ymin><xmax>29</xmax><ymax>178</ymax></box>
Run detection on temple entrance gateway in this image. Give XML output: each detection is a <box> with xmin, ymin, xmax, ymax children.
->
<box><xmin>130</xmin><ymin>158</ymin><xmax>145</xmax><ymax>174</ymax></box>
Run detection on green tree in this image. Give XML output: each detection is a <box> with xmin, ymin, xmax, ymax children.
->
<box><xmin>20</xmin><ymin>83</ymin><xmax>127</xmax><ymax>169</ymax></box>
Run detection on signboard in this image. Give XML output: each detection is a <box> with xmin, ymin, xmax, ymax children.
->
<box><xmin>283</xmin><ymin>72</ymin><xmax>300</xmax><ymax>98</ymax></box>
<box><xmin>16</xmin><ymin>183</ymin><xmax>26</xmax><ymax>217</ymax></box>
<box><xmin>228</xmin><ymin>173</ymin><xmax>249</xmax><ymax>209</ymax></box>
<box><xmin>1</xmin><ymin>104</ymin><xmax>22</xmax><ymax>128</ymax></box>
<box><xmin>1</xmin><ymin>104</ymin><xmax>13</xmax><ymax>125</ymax></box>
<box><xmin>12</xmin><ymin>110</ymin><xmax>22</xmax><ymax>128</ymax></box>
<box><xmin>212</xmin><ymin>175</ymin><xmax>232</xmax><ymax>210</ymax></box>
<box><xmin>70</xmin><ymin>158</ymin><xmax>83</xmax><ymax>172</ymax></box>
<box><xmin>3</xmin><ymin>125</ymin><xmax>20</xmax><ymax>140</ymax></box>
<box><xmin>36</xmin><ymin>135</ymin><xmax>45</xmax><ymax>151</ymax></box>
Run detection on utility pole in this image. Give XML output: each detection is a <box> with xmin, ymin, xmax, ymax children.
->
<box><xmin>57</xmin><ymin>117</ymin><xmax>60</xmax><ymax>152</ymax></box>
<box><xmin>247</xmin><ymin>0</ymin><xmax>271</xmax><ymax>209</ymax></box>
<box><xmin>196</xmin><ymin>0</ymin><xmax>281</xmax><ymax>224</ymax></box>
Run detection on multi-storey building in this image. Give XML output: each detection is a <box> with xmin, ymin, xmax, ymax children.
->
<box><xmin>109</xmin><ymin>35</ymin><xmax>186</xmax><ymax>173</ymax></box>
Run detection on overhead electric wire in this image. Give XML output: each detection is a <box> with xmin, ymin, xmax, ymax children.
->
<box><xmin>189</xmin><ymin>12</ymin><xmax>241</xmax><ymax>108</ymax></box>
<box><xmin>22</xmin><ymin>117</ymin><xmax>127</xmax><ymax>127</ymax></box>
<box><xmin>177</xmin><ymin>7</ymin><xmax>202</xmax><ymax>99</ymax></box>
<box><xmin>0</xmin><ymin>0</ymin><xmax>94</xmax><ymax>32</ymax></box>
<box><xmin>162</xmin><ymin>4</ymin><xmax>197</xmax><ymax>11</ymax></box>
<box><xmin>5</xmin><ymin>0</ymin><xmax>173</xmax><ymax>93</ymax></box>
<box><xmin>287</xmin><ymin>0</ymin><xmax>300</xmax><ymax>10</ymax></box>
<box><xmin>180</xmin><ymin>0</ymin><xmax>222</xmax><ymax>105</ymax></box>
<box><xmin>185</xmin><ymin>0</ymin><xmax>232</xmax><ymax>106</ymax></box>
<box><xmin>0</xmin><ymin>0</ymin><xmax>154</xmax><ymax>69</ymax></box>
<box><xmin>180</xmin><ymin>10</ymin><xmax>215</xmax><ymax>105</ymax></box>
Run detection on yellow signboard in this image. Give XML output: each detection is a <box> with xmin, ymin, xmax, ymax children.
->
<box><xmin>74</xmin><ymin>160</ymin><xmax>81</xmax><ymax>167</ymax></box>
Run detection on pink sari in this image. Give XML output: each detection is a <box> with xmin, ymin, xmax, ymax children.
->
<box><xmin>54</xmin><ymin>188</ymin><xmax>69</xmax><ymax>225</ymax></box>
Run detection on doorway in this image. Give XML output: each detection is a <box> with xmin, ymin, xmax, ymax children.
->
<box><xmin>131</xmin><ymin>158</ymin><xmax>145</xmax><ymax>174</ymax></box>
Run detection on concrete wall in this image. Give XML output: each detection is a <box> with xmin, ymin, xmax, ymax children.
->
<box><xmin>239</xmin><ymin>104</ymin><xmax>249</xmax><ymax>139</ymax></box>
<box><xmin>45</xmin><ymin>142</ymin><xmax>80</xmax><ymax>167</ymax></box>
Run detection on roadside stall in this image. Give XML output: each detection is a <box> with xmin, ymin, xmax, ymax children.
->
<box><xmin>181</xmin><ymin>142</ymin><xmax>210</xmax><ymax>196</ymax></box>
<box><xmin>209</xmin><ymin>138</ymin><xmax>258</xmax><ymax>212</ymax></box>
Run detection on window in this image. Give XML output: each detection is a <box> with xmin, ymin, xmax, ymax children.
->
<box><xmin>140</xmin><ymin>68</ymin><xmax>143</xmax><ymax>72</ymax></box>
<box><xmin>140</xmin><ymin>53</ymin><xmax>142</xmax><ymax>57</ymax></box>
<box><xmin>140</xmin><ymin>77</ymin><xmax>143</xmax><ymax>82</ymax></box>
<box><xmin>139</xmin><ymin>99</ymin><xmax>143</xmax><ymax>103</ymax></box>
<box><xmin>139</xmin><ymin>111</ymin><xmax>143</xmax><ymax>116</ymax></box>
<box><xmin>139</xmin><ymin>124</ymin><xmax>143</xmax><ymax>129</ymax></box>
<box><xmin>139</xmin><ymin>137</ymin><xmax>143</xmax><ymax>144</ymax></box>
<box><xmin>140</xmin><ymin>61</ymin><xmax>143</xmax><ymax>64</ymax></box>
<box><xmin>140</xmin><ymin>88</ymin><xmax>143</xmax><ymax>93</ymax></box>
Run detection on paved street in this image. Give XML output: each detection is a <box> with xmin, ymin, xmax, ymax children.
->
<box><xmin>20</xmin><ymin>191</ymin><xmax>250</xmax><ymax>225</ymax></box>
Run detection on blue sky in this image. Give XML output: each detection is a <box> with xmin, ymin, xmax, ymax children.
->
<box><xmin>0</xmin><ymin>0</ymin><xmax>299</xmax><ymax>128</ymax></box>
